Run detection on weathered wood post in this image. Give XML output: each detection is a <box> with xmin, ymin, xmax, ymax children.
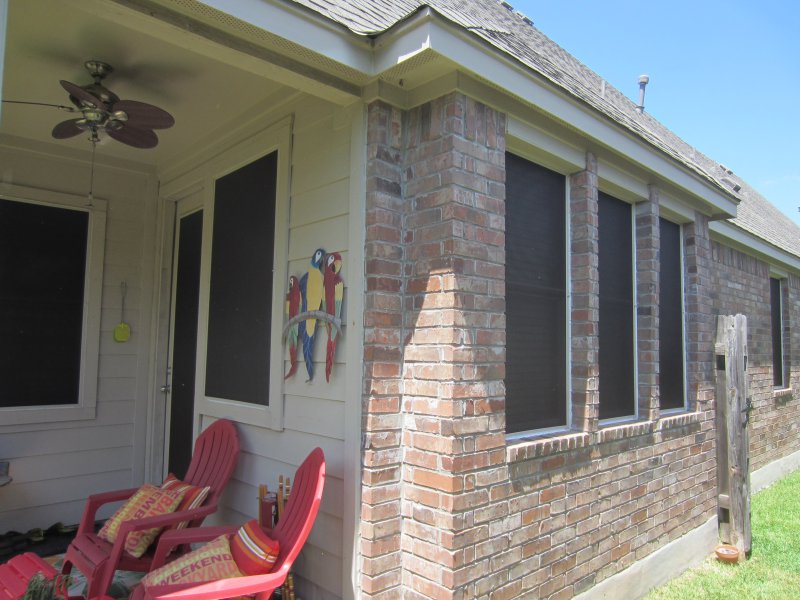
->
<box><xmin>714</xmin><ymin>314</ymin><xmax>752</xmax><ymax>556</ymax></box>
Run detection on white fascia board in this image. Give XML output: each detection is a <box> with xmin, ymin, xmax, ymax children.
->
<box><xmin>597</xmin><ymin>160</ymin><xmax>649</xmax><ymax>204</ymax></box>
<box><xmin>199</xmin><ymin>0</ymin><xmax>374</xmax><ymax>73</ymax></box>
<box><xmin>371</xmin><ymin>11</ymin><xmax>739</xmax><ymax>217</ymax></box>
<box><xmin>659</xmin><ymin>193</ymin><xmax>696</xmax><ymax>224</ymax></box>
<box><xmin>506</xmin><ymin>116</ymin><xmax>584</xmax><ymax>174</ymax></box>
<box><xmin>710</xmin><ymin>220</ymin><xmax>800</xmax><ymax>273</ymax></box>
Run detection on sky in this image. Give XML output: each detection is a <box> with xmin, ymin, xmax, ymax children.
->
<box><xmin>511</xmin><ymin>0</ymin><xmax>800</xmax><ymax>225</ymax></box>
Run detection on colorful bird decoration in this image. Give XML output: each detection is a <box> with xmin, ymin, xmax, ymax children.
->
<box><xmin>298</xmin><ymin>248</ymin><xmax>325</xmax><ymax>380</ymax></box>
<box><xmin>323</xmin><ymin>252</ymin><xmax>344</xmax><ymax>382</ymax></box>
<box><xmin>284</xmin><ymin>275</ymin><xmax>301</xmax><ymax>380</ymax></box>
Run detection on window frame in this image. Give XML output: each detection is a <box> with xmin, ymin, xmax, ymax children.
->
<box><xmin>598</xmin><ymin>191</ymin><xmax>638</xmax><ymax>425</ymax></box>
<box><xmin>0</xmin><ymin>184</ymin><xmax>106</xmax><ymax>425</ymax></box>
<box><xmin>504</xmin><ymin>152</ymin><xmax>571</xmax><ymax>439</ymax></box>
<box><xmin>658</xmin><ymin>217</ymin><xmax>687</xmax><ymax>413</ymax></box>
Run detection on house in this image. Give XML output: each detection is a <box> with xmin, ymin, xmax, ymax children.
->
<box><xmin>1</xmin><ymin>0</ymin><xmax>799</xmax><ymax>598</ymax></box>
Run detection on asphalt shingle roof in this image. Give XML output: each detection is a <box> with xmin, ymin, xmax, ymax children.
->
<box><xmin>290</xmin><ymin>0</ymin><xmax>800</xmax><ymax>261</ymax></box>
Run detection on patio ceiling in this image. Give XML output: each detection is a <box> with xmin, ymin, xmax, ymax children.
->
<box><xmin>0</xmin><ymin>0</ymin><xmax>293</xmax><ymax>169</ymax></box>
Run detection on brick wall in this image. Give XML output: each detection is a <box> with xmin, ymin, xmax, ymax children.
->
<box><xmin>362</xmin><ymin>92</ymin><xmax>798</xmax><ymax>599</ymax></box>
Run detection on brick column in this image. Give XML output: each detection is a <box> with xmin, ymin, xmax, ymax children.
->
<box><xmin>362</xmin><ymin>93</ymin><xmax>507</xmax><ymax>598</ymax></box>
<box><xmin>636</xmin><ymin>185</ymin><xmax>660</xmax><ymax>421</ymax></box>
<box><xmin>361</xmin><ymin>101</ymin><xmax>406</xmax><ymax>597</ymax></box>
<box><xmin>569</xmin><ymin>153</ymin><xmax>600</xmax><ymax>431</ymax></box>
<box><xmin>401</xmin><ymin>93</ymin><xmax>506</xmax><ymax>598</ymax></box>
<box><xmin>683</xmin><ymin>213</ymin><xmax>714</xmax><ymax>409</ymax></box>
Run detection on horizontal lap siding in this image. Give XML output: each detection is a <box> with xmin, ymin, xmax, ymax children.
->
<box><xmin>0</xmin><ymin>142</ymin><xmax>157</xmax><ymax>532</ymax></box>
<box><xmin>206</xmin><ymin>96</ymin><xmax>354</xmax><ymax>600</ymax></box>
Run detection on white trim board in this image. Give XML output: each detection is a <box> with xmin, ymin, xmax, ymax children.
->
<box><xmin>752</xmin><ymin>447</ymin><xmax>800</xmax><ymax>494</ymax></box>
<box><xmin>574</xmin><ymin>516</ymin><xmax>718</xmax><ymax>600</ymax></box>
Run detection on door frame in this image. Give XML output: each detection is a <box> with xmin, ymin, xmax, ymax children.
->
<box><xmin>164</xmin><ymin>191</ymin><xmax>205</xmax><ymax>475</ymax></box>
<box><xmin>147</xmin><ymin>183</ymin><xmax>205</xmax><ymax>482</ymax></box>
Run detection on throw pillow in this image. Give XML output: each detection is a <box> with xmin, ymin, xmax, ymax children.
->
<box><xmin>229</xmin><ymin>519</ymin><xmax>280</xmax><ymax>575</ymax></box>
<box><xmin>141</xmin><ymin>535</ymin><xmax>241</xmax><ymax>587</ymax></box>
<box><xmin>160</xmin><ymin>474</ymin><xmax>212</xmax><ymax>528</ymax></box>
<box><xmin>97</xmin><ymin>483</ymin><xmax>185</xmax><ymax>558</ymax></box>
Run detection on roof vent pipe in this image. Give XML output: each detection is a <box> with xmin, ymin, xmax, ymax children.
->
<box><xmin>635</xmin><ymin>74</ymin><xmax>649</xmax><ymax>114</ymax></box>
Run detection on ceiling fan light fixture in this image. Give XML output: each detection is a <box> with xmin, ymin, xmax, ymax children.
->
<box><xmin>83</xmin><ymin>108</ymin><xmax>105</xmax><ymax>123</ymax></box>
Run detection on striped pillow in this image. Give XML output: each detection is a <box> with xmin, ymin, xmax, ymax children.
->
<box><xmin>230</xmin><ymin>520</ymin><xmax>280</xmax><ymax>575</ymax></box>
<box><xmin>161</xmin><ymin>474</ymin><xmax>211</xmax><ymax>529</ymax></box>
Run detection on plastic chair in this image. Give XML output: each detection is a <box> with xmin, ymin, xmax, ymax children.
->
<box><xmin>133</xmin><ymin>447</ymin><xmax>325</xmax><ymax>600</ymax></box>
<box><xmin>61</xmin><ymin>419</ymin><xmax>240</xmax><ymax>599</ymax></box>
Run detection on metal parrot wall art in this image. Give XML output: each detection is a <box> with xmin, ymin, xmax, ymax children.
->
<box><xmin>284</xmin><ymin>275</ymin><xmax>301</xmax><ymax>380</ymax></box>
<box><xmin>323</xmin><ymin>252</ymin><xmax>343</xmax><ymax>382</ymax></box>
<box><xmin>298</xmin><ymin>248</ymin><xmax>325</xmax><ymax>380</ymax></box>
<box><xmin>283</xmin><ymin>248</ymin><xmax>344</xmax><ymax>383</ymax></box>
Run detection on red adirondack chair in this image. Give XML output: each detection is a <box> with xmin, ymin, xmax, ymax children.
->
<box><xmin>61</xmin><ymin>419</ymin><xmax>240</xmax><ymax>599</ymax></box>
<box><xmin>133</xmin><ymin>447</ymin><xmax>325</xmax><ymax>600</ymax></box>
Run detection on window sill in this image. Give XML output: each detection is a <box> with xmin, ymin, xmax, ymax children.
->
<box><xmin>506</xmin><ymin>431</ymin><xmax>591</xmax><ymax>463</ymax></box>
<box><xmin>774</xmin><ymin>387</ymin><xmax>793</xmax><ymax>400</ymax></box>
<box><xmin>506</xmin><ymin>411</ymin><xmax>703</xmax><ymax>463</ymax></box>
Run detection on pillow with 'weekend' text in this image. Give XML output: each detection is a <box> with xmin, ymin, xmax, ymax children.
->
<box><xmin>97</xmin><ymin>483</ymin><xmax>185</xmax><ymax>557</ymax></box>
<box><xmin>141</xmin><ymin>534</ymin><xmax>242</xmax><ymax>587</ymax></box>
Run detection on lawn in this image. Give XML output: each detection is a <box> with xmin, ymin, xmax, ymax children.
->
<box><xmin>645</xmin><ymin>468</ymin><xmax>800</xmax><ymax>600</ymax></box>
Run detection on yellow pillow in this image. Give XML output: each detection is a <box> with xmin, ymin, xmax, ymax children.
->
<box><xmin>97</xmin><ymin>483</ymin><xmax>185</xmax><ymax>558</ymax></box>
<box><xmin>141</xmin><ymin>535</ymin><xmax>242</xmax><ymax>587</ymax></box>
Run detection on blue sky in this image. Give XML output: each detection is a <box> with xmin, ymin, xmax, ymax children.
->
<box><xmin>511</xmin><ymin>0</ymin><xmax>800</xmax><ymax>225</ymax></box>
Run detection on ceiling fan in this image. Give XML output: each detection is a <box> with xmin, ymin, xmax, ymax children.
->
<box><xmin>3</xmin><ymin>60</ymin><xmax>174</xmax><ymax>149</ymax></box>
<box><xmin>52</xmin><ymin>60</ymin><xmax>174</xmax><ymax>149</ymax></box>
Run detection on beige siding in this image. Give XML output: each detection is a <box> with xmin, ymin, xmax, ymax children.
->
<box><xmin>0</xmin><ymin>139</ymin><xmax>159</xmax><ymax>532</ymax></box>
<box><xmin>161</xmin><ymin>95</ymin><xmax>360</xmax><ymax>600</ymax></box>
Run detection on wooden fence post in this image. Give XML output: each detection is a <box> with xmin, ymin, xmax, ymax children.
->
<box><xmin>714</xmin><ymin>314</ymin><xmax>752</xmax><ymax>556</ymax></box>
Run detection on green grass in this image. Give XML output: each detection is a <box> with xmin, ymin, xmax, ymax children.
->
<box><xmin>645</xmin><ymin>469</ymin><xmax>800</xmax><ymax>600</ymax></box>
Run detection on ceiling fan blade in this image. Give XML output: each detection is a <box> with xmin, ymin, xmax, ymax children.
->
<box><xmin>114</xmin><ymin>100</ymin><xmax>174</xmax><ymax>129</ymax></box>
<box><xmin>106</xmin><ymin>124</ymin><xmax>159</xmax><ymax>149</ymax></box>
<box><xmin>60</xmin><ymin>80</ymin><xmax>102</xmax><ymax>108</ymax></box>
<box><xmin>52</xmin><ymin>119</ymin><xmax>85</xmax><ymax>139</ymax></box>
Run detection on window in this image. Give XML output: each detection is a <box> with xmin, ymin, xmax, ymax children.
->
<box><xmin>659</xmin><ymin>218</ymin><xmax>685</xmax><ymax>410</ymax></box>
<box><xmin>205</xmin><ymin>152</ymin><xmax>277</xmax><ymax>405</ymax></box>
<box><xmin>505</xmin><ymin>153</ymin><xmax>567</xmax><ymax>434</ymax></box>
<box><xmin>598</xmin><ymin>192</ymin><xmax>635</xmax><ymax>420</ymax></box>
<box><xmin>0</xmin><ymin>188</ymin><xmax>105</xmax><ymax>424</ymax></box>
<box><xmin>770</xmin><ymin>277</ymin><xmax>787</xmax><ymax>388</ymax></box>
